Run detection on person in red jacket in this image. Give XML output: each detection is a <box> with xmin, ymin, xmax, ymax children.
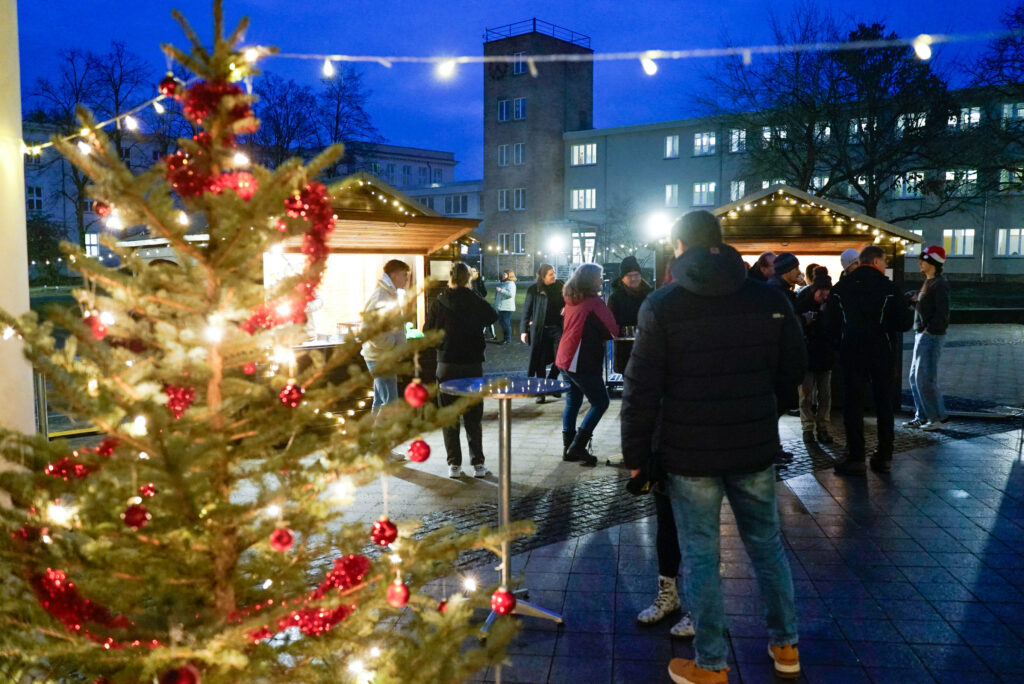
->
<box><xmin>556</xmin><ymin>263</ymin><xmax>619</xmax><ymax>467</ymax></box>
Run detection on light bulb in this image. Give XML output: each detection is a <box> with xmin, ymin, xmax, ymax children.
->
<box><xmin>2</xmin><ymin>326</ymin><xmax>15</xmax><ymax>340</ymax></box>
<box><xmin>123</xmin><ymin>115</ymin><xmax>139</xmax><ymax>131</ymax></box>
<box><xmin>129</xmin><ymin>415</ymin><xmax>148</xmax><ymax>436</ymax></box>
<box><xmin>153</xmin><ymin>101</ymin><xmax>165</xmax><ymax>114</ymax></box>
<box><xmin>369</xmin><ymin>647</ymin><xmax>381</xmax><ymax>658</ymax></box>
<box><xmin>462</xmin><ymin>577</ymin><xmax>477</xmax><ymax>593</ymax></box>
<box><xmin>325</xmin><ymin>477</ymin><xmax>355</xmax><ymax>504</ymax></box>
<box><xmin>322</xmin><ymin>59</ymin><xmax>336</xmax><ymax>78</ymax></box>
<box><xmin>77</xmin><ymin>141</ymin><xmax>92</xmax><ymax>155</ymax></box>
<box><xmin>641</xmin><ymin>56</ymin><xmax>658</xmax><ymax>76</ymax></box>
<box><xmin>436</xmin><ymin>59</ymin><xmax>457</xmax><ymax>79</ymax></box>
<box><xmin>98</xmin><ymin>311</ymin><xmax>115</xmax><ymax>326</ymax></box>
<box><xmin>79</xmin><ymin>127</ymin><xmax>90</xmax><ymax>137</ymax></box>
<box><xmin>105</xmin><ymin>212</ymin><xmax>124</xmax><ymax>231</ymax></box>
<box><xmin>178</xmin><ymin>211</ymin><xmax>190</xmax><ymax>226</ymax></box>
<box><xmin>232</xmin><ymin>151</ymin><xmax>250</xmax><ymax>166</ymax></box>
<box><xmin>264</xmin><ymin>504</ymin><xmax>282</xmax><ymax>518</ymax></box>
<box><xmin>913</xmin><ymin>34</ymin><xmax>933</xmax><ymax>61</ymax></box>
<box><xmin>262</xmin><ymin>578</ymin><xmax>273</xmax><ymax>589</ymax></box>
<box><xmin>243</xmin><ymin>47</ymin><xmax>260</xmax><ymax>63</ymax></box>
<box><xmin>272</xmin><ymin>346</ymin><xmax>295</xmax><ymax>365</ymax></box>
<box><xmin>46</xmin><ymin>502</ymin><xmax>77</xmax><ymax>527</ymax></box>
<box><xmin>348</xmin><ymin>661</ymin><xmax>365</xmax><ymax>674</ymax></box>
<box><xmin>204</xmin><ymin>324</ymin><xmax>224</xmax><ymax>344</ymax></box>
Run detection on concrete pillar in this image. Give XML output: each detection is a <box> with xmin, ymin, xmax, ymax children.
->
<box><xmin>0</xmin><ymin>0</ymin><xmax>37</xmax><ymax>434</ymax></box>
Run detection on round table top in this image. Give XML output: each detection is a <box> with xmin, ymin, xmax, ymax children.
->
<box><xmin>440</xmin><ymin>376</ymin><xmax>569</xmax><ymax>398</ymax></box>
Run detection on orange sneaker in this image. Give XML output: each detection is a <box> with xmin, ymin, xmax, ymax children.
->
<box><xmin>667</xmin><ymin>658</ymin><xmax>730</xmax><ymax>684</ymax></box>
<box><xmin>768</xmin><ymin>643</ymin><xmax>800</xmax><ymax>679</ymax></box>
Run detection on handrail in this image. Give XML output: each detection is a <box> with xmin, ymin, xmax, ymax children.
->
<box><xmin>484</xmin><ymin>18</ymin><xmax>591</xmax><ymax>48</ymax></box>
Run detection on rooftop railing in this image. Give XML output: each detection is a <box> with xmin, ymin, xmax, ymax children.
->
<box><xmin>484</xmin><ymin>18</ymin><xmax>591</xmax><ymax>48</ymax></box>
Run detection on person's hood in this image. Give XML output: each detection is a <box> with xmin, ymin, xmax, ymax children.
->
<box><xmin>670</xmin><ymin>244</ymin><xmax>748</xmax><ymax>297</ymax></box>
<box><xmin>849</xmin><ymin>264</ymin><xmax>888</xmax><ymax>286</ymax></box>
<box><xmin>377</xmin><ymin>273</ymin><xmax>398</xmax><ymax>295</ymax></box>
<box><xmin>437</xmin><ymin>286</ymin><xmax>479</xmax><ymax>310</ymax></box>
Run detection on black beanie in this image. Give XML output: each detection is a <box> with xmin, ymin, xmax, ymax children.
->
<box><xmin>773</xmin><ymin>252</ymin><xmax>799</xmax><ymax>276</ymax></box>
<box><xmin>619</xmin><ymin>256</ymin><xmax>641</xmax><ymax>279</ymax></box>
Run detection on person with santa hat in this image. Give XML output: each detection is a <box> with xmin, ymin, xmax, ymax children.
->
<box><xmin>904</xmin><ymin>245</ymin><xmax>951</xmax><ymax>431</ymax></box>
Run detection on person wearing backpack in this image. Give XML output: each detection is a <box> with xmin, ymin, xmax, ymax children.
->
<box><xmin>825</xmin><ymin>246</ymin><xmax>914</xmax><ymax>475</ymax></box>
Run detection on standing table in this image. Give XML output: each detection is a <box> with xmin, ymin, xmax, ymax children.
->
<box><xmin>439</xmin><ymin>376</ymin><xmax>568</xmax><ymax>630</ymax></box>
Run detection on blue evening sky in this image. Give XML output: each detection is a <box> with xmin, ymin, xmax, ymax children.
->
<box><xmin>17</xmin><ymin>0</ymin><xmax>1007</xmax><ymax>180</ymax></box>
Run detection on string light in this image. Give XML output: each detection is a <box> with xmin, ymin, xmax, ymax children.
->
<box><xmin>232</xmin><ymin>151</ymin><xmax>250</xmax><ymax>166</ymax></box>
<box><xmin>641</xmin><ymin>55</ymin><xmax>658</xmax><ymax>75</ymax></box>
<box><xmin>177</xmin><ymin>211</ymin><xmax>190</xmax><ymax>226</ymax></box>
<box><xmin>76</xmin><ymin>140</ymin><xmax>92</xmax><ymax>155</ymax></box>
<box><xmin>129</xmin><ymin>415</ymin><xmax>148</xmax><ymax>437</ymax></box>
<box><xmin>98</xmin><ymin>311</ymin><xmax>115</xmax><ymax>326</ymax></box>
<box><xmin>462</xmin><ymin>577</ymin><xmax>477</xmax><ymax>593</ymax></box>
<box><xmin>243</xmin><ymin>47</ymin><xmax>261</xmax><ymax>63</ymax></box>
<box><xmin>153</xmin><ymin>100</ymin><xmax>166</xmax><ymax>114</ymax></box>
<box><xmin>436</xmin><ymin>59</ymin><xmax>457</xmax><ymax>79</ymax></box>
<box><xmin>123</xmin><ymin>115</ymin><xmax>139</xmax><ymax>131</ymax></box>
<box><xmin>46</xmin><ymin>501</ymin><xmax>77</xmax><ymax>527</ymax></box>
<box><xmin>913</xmin><ymin>34</ymin><xmax>933</xmax><ymax>60</ymax></box>
<box><xmin>322</xmin><ymin>58</ymin><xmax>336</xmax><ymax>78</ymax></box>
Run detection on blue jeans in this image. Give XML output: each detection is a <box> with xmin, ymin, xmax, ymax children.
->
<box><xmin>561</xmin><ymin>369</ymin><xmax>609</xmax><ymax>434</ymax></box>
<box><xmin>365</xmin><ymin>360</ymin><xmax>398</xmax><ymax>417</ymax></box>
<box><xmin>497</xmin><ymin>310</ymin><xmax>513</xmax><ymax>343</ymax></box>
<box><xmin>666</xmin><ymin>467</ymin><xmax>798</xmax><ymax>671</ymax></box>
<box><xmin>909</xmin><ymin>332</ymin><xmax>947</xmax><ymax>423</ymax></box>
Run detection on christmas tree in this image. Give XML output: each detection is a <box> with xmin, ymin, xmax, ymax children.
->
<box><xmin>0</xmin><ymin>4</ymin><xmax>523</xmax><ymax>682</ymax></box>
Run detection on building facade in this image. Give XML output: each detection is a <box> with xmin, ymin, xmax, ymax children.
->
<box><xmin>337</xmin><ymin>142</ymin><xmax>458</xmax><ymax>189</ymax></box>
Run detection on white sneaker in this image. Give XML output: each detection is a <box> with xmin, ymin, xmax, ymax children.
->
<box><xmin>473</xmin><ymin>464</ymin><xmax>489</xmax><ymax>478</ymax></box>
<box><xmin>920</xmin><ymin>421</ymin><xmax>941</xmax><ymax>431</ymax></box>
<box><xmin>902</xmin><ymin>418</ymin><xmax>924</xmax><ymax>428</ymax></box>
<box><xmin>637</xmin><ymin>575</ymin><xmax>680</xmax><ymax>624</ymax></box>
<box><xmin>669</xmin><ymin>612</ymin><xmax>696</xmax><ymax>638</ymax></box>
<box><xmin>448</xmin><ymin>465</ymin><xmax>463</xmax><ymax>478</ymax></box>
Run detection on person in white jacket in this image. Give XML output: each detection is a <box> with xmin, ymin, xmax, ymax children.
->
<box><xmin>361</xmin><ymin>260</ymin><xmax>411</xmax><ymax>416</ymax></box>
<box><xmin>493</xmin><ymin>270</ymin><xmax>517</xmax><ymax>344</ymax></box>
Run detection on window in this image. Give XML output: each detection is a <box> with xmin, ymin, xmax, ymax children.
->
<box><xmin>497</xmin><ymin>144</ymin><xmax>509</xmax><ymax>167</ymax></box>
<box><xmin>762</xmin><ymin>126</ymin><xmax>786</xmax><ymax>144</ymax></box>
<box><xmin>152</xmin><ymin>149</ymin><xmax>161</xmax><ymax>161</ymax></box>
<box><xmin>401</xmin><ymin>165</ymin><xmax>411</xmax><ymax>185</ymax></box>
<box><xmin>497</xmin><ymin>189</ymin><xmax>509</xmax><ymax>211</ymax></box>
<box><xmin>512</xmin><ymin>52</ymin><xmax>526</xmax><ymax>75</ymax></box>
<box><xmin>906</xmin><ymin>229</ymin><xmax>924</xmax><ymax>257</ymax></box>
<box><xmin>432</xmin><ymin>168</ymin><xmax>442</xmax><ymax>183</ymax></box>
<box><xmin>664</xmin><ymin>135</ymin><xmax>679</xmax><ymax>159</ymax></box>
<box><xmin>814</xmin><ymin>122</ymin><xmax>831</xmax><ymax>141</ymax></box>
<box><xmin>1003</xmin><ymin>102</ymin><xmax>1024</xmax><ymax>124</ymax></box>
<box><xmin>85</xmin><ymin>233</ymin><xmax>99</xmax><ymax>258</ymax></box>
<box><xmin>945</xmin><ymin>169</ymin><xmax>977</xmax><ymax>196</ymax></box>
<box><xmin>761</xmin><ymin>178</ymin><xmax>785</xmax><ymax>189</ymax></box>
<box><xmin>369</xmin><ymin>161</ymin><xmax>381</xmax><ymax>176</ymax></box>
<box><xmin>513</xmin><ymin>97</ymin><xmax>526</xmax><ymax>120</ymax></box>
<box><xmin>500</xmin><ymin>232</ymin><xmax>526</xmax><ymax>254</ymax></box>
<box><xmin>665</xmin><ymin>184</ymin><xmax>678</xmax><ymax>208</ymax></box>
<box><xmin>385</xmin><ymin>163</ymin><xmax>396</xmax><ymax>183</ymax></box>
<box><xmin>810</xmin><ymin>175</ymin><xmax>829</xmax><ymax>193</ymax></box>
<box><xmin>894</xmin><ymin>172</ymin><xmax>925</xmax><ymax>199</ymax></box>
<box><xmin>849</xmin><ymin>117</ymin><xmax>873</xmax><ymax>140</ymax></box>
<box><xmin>729</xmin><ymin>128</ymin><xmax>746</xmax><ymax>153</ymax></box>
<box><xmin>692</xmin><ymin>182</ymin><xmax>716</xmax><ymax>207</ymax></box>
<box><xmin>571</xmin><ymin>188</ymin><xmax>596</xmax><ymax>210</ymax></box>
<box><xmin>26</xmin><ymin>186</ymin><xmax>43</xmax><ymax>213</ymax></box>
<box><xmin>513</xmin><ymin>187</ymin><xmax>525</xmax><ymax>210</ymax></box>
<box><xmin>445</xmin><ymin>195</ymin><xmax>468</xmax><ymax>215</ymax></box>
<box><xmin>996</xmin><ymin>228</ymin><xmax>1024</xmax><ymax>256</ymax></box>
<box><xmin>1000</xmin><ymin>168</ymin><xmax>1024</xmax><ymax>192</ymax></box>
<box><xmin>570</xmin><ymin>143</ymin><xmax>597</xmax><ymax>166</ymax></box>
<box><xmin>418</xmin><ymin>197</ymin><xmax>434</xmax><ymax>210</ymax></box>
<box><xmin>730</xmin><ymin>180</ymin><xmax>745</xmax><ymax>201</ymax></box>
<box><xmin>897</xmin><ymin>113</ymin><xmax>926</xmax><ymax>136</ymax></box>
<box><xmin>693</xmin><ymin>132</ymin><xmax>716</xmax><ymax>156</ymax></box>
<box><xmin>498</xmin><ymin>99</ymin><xmax>510</xmax><ymax>122</ymax></box>
<box><xmin>418</xmin><ymin>167</ymin><xmax>428</xmax><ymax>186</ymax></box>
<box><xmin>513</xmin><ymin>142</ymin><xmax>524</xmax><ymax>165</ymax></box>
<box><xmin>23</xmin><ymin>145</ymin><xmax>42</xmax><ymax>164</ymax></box>
<box><xmin>949</xmin><ymin>106</ymin><xmax>981</xmax><ymax>129</ymax></box>
<box><xmin>943</xmin><ymin>228</ymin><xmax>975</xmax><ymax>256</ymax></box>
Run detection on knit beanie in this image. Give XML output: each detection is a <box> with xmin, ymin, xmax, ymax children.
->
<box><xmin>810</xmin><ymin>267</ymin><xmax>833</xmax><ymax>292</ymax></box>
<box><xmin>619</xmin><ymin>255</ymin><xmax>642</xmax><ymax>279</ymax></box>
<box><xmin>840</xmin><ymin>248</ymin><xmax>860</xmax><ymax>271</ymax></box>
<box><xmin>773</xmin><ymin>252</ymin><xmax>799</xmax><ymax>276</ymax></box>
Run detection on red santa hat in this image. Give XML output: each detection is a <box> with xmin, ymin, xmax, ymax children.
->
<box><xmin>920</xmin><ymin>245</ymin><xmax>946</xmax><ymax>266</ymax></box>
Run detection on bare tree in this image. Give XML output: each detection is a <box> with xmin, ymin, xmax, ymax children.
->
<box><xmin>315</xmin><ymin>67</ymin><xmax>382</xmax><ymax>178</ymax></box>
<box><xmin>89</xmin><ymin>41</ymin><xmax>153</xmax><ymax>154</ymax></box>
<box><xmin>250</xmin><ymin>73</ymin><xmax>318</xmax><ymax>168</ymax></box>
<box><xmin>600</xmin><ymin>195</ymin><xmax>654</xmax><ymax>263</ymax></box>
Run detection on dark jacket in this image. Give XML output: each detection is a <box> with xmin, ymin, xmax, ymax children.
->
<box><xmin>748</xmin><ymin>263</ymin><xmax>769</xmax><ymax>282</ymax></box>
<box><xmin>424</xmin><ymin>287</ymin><xmax>498</xmax><ymax>364</ymax></box>
<box><xmin>766</xmin><ymin>275</ymin><xmax>797</xmax><ymax>307</ymax></box>
<box><xmin>621</xmin><ymin>244</ymin><xmax>807</xmax><ymax>477</ymax></box>
<box><xmin>521</xmin><ymin>281</ymin><xmax>565</xmax><ymax>375</ymax></box>
<box><xmin>795</xmin><ymin>291</ymin><xmax>835</xmax><ymax>373</ymax></box>
<box><xmin>608</xmin><ymin>279</ymin><xmax>653</xmax><ymax>373</ymax></box>
<box><xmin>915</xmin><ymin>275</ymin><xmax>951</xmax><ymax>335</ymax></box>
<box><xmin>825</xmin><ymin>265</ymin><xmax>914</xmax><ymax>363</ymax></box>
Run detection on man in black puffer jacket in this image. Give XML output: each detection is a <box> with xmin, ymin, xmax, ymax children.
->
<box><xmin>622</xmin><ymin>210</ymin><xmax>806</xmax><ymax>683</ymax></box>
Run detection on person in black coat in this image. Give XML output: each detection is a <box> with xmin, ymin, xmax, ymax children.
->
<box><xmin>520</xmin><ymin>263</ymin><xmax>565</xmax><ymax>403</ymax></box>
<box><xmin>425</xmin><ymin>262</ymin><xmax>499</xmax><ymax>479</ymax></box>
<box><xmin>795</xmin><ymin>268</ymin><xmax>835</xmax><ymax>443</ymax></box>
<box><xmin>607</xmin><ymin>255</ymin><xmax>653</xmax><ymax>374</ymax></box>
<box><xmin>824</xmin><ymin>246</ymin><xmax>914</xmax><ymax>475</ymax></box>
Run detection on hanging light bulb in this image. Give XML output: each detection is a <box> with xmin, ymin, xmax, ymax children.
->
<box><xmin>232</xmin><ymin>151</ymin><xmax>250</xmax><ymax>167</ymax></box>
<box><xmin>640</xmin><ymin>55</ymin><xmax>658</xmax><ymax>76</ymax></box>
<box><xmin>177</xmin><ymin>211</ymin><xmax>190</xmax><ymax>226</ymax></box>
<box><xmin>153</xmin><ymin>100</ymin><xmax>166</xmax><ymax>115</ymax></box>
<box><xmin>322</xmin><ymin>59</ymin><xmax>336</xmax><ymax>78</ymax></box>
<box><xmin>436</xmin><ymin>59</ymin><xmax>457</xmax><ymax>79</ymax></box>
<box><xmin>243</xmin><ymin>47</ymin><xmax>260</xmax><ymax>63</ymax></box>
<box><xmin>46</xmin><ymin>501</ymin><xmax>78</xmax><ymax>527</ymax></box>
<box><xmin>123</xmin><ymin>115</ymin><xmax>139</xmax><ymax>131</ymax></box>
<box><xmin>77</xmin><ymin>140</ymin><xmax>92</xmax><ymax>155</ymax></box>
<box><xmin>913</xmin><ymin>34</ymin><xmax>933</xmax><ymax>61</ymax></box>
<box><xmin>105</xmin><ymin>210</ymin><xmax>124</xmax><ymax>231</ymax></box>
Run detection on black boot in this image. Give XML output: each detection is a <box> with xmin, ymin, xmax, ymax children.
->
<box><xmin>566</xmin><ymin>428</ymin><xmax>597</xmax><ymax>467</ymax></box>
<box><xmin>562</xmin><ymin>429</ymin><xmax>576</xmax><ymax>461</ymax></box>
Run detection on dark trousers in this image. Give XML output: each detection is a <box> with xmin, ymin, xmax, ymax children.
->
<box><xmin>654</xmin><ymin>489</ymin><xmax>682</xmax><ymax>578</ymax></box>
<box><xmin>437</xmin><ymin>362</ymin><xmax>485</xmax><ymax>467</ymax></box>
<box><xmin>497</xmin><ymin>310</ymin><xmax>513</xmax><ymax>343</ymax></box>
<box><xmin>529</xmin><ymin>325</ymin><xmax>562</xmax><ymax>380</ymax></box>
<box><xmin>561</xmin><ymin>369</ymin><xmax>610</xmax><ymax>434</ymax></box>
<box><xmin>841</xmin><ymin>354</ymin><xmax>895</xmax><ymax>461</ymax></box>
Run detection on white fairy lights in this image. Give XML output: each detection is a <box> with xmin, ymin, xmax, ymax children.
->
<box><xmin>322</xmin><ymin>58</ymin><xmax>336</xmax><ymax>78</ymax></box>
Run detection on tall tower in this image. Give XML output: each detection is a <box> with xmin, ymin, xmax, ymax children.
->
<box><xmin>481</xmin><ymin>19</ymin><xmax>593</xmax><ymax>278</ymax></box>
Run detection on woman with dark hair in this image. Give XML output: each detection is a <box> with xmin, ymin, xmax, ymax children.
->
<box><xmin>905</xmin><ymin>245</ymin><xmax>951</xmax><ymax>431</ymax></box>
<box><xmin>425</xmin><ymin>261</ymin><xmax>499</xmax><ymax>478</ymax></box>
<box><xmin>556</xmin><ymin>263</ymin><xmax>619</xmax><ymax>466</ymax></box>
<box><xmin>520</xmin><ymin>263</ymin><xmax>565</xmax><ymax>403</ymax></box>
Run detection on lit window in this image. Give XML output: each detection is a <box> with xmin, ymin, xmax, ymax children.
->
<box><xmin>445</xmin><ymin>195</ymin><xmax>468</xmax><ymax>215</ymax></box>
<box><xmin>999</xmin><ymin>168</ymin><xmax>1024</xmax><ymax>192</ymax></box>
<box><xmin>810</xmin><ymin>176</ymin><xmax>829</xmax><ymax>193</ymax></box>
<box><xmin>814</xmin><ymin>122</ymin><xmax>831</xmax><ymax>141</ymax></box>
<box><xmin>730</xmin><ymin>180</ymin><xmax>745</xmax><ymax>201</ymax></box>
<box><xmin>849</xmin><ymin>117</ymin><xmax>872</xmax><ymax>140</ymax></box>
<box><xmin>664</xmin><ymin>135</ymin><xmax>679</xmax><ymax>159</ymax></box>
<box><xmin>513</xmin><ymin>187</ymin><xmax>526</xmax><ymax>210</ymax></box>
<box><xmin>943</xmin><ymin>228</ymin><xmax>975</xmax><ymax>256</ymax></box>
<box><xmin>665</xmin><ymin>184</ymin><xmax>678</xmax><ymax>208</ymax></box>
<box><xmin>513</xmin><ymin>142</ymin><xmax>524</xmax><ymax>165</ymax></box>
<box><xmin>498</xmin><ymin>99</ymin><xmax>510</xmax><ymax>122</ymax></box>
<box><xmin>570</xmin><ymin>188</ymin><xmax>596</xmax><ymax>210</ymax></box>
<box><xmin>1002</xmin><ymin>102</ymin><xmax>1024</xmax><ymax>124</ymax></box>
<box><xmin>497</xmin><ymin>144</ymin><xmax>508</xmax><ymax>167</ymax></box>
<box><xmin>693</xmin><ymin>132</ymin><xmax>716</xmax><ymax>156</ymax></box>
<box><xmin>897</xmin><ymin>113</ymin><xmax>926</xmax><ymax>136</ymax></box>
<box><xmin>996</xmin><ymin>228</ymin><xmax>1024</xmax><ymax>256</ymax></box>
<box><xmin>693</xmin><ymin>182</ymin><xmax>716</xmax><ymax>207</ymax></box>
<box><xmin>570</xmin><ymin>143</ymin><xmax>597</xmax><ymax>166</ymax></box>
<box><xmin>85</xmin><ymin>232</ymin><xmax>99</xmax><ymax>258</ymax></box>
<box><xmin>761</xmin><ymin>178</ymin><xmax>785</xmax><ymax>190</ymax></box>
<box><xmin>762</xmin><ymin>126</ymin><xmax>786</xmax><ymax>144</ymax></box>
<box><xmin>949</xmin><ymin>106</ymin><xmax>981</xmax><ymax>130</ymax></box>
<box><xmin>26</xmin><ymin>186</ymin><xmax>43</xmax><ymax>213</ymax></box>
<box><xmin>894</xmin><ymin>172</ymin><xmax>925</xmax><ymax>199</ymax></box>
<box><xmin>497</xmin><ymin>189</ymin><xmax>509</xmax><ymax>211</ymax></box>
<box><xmin>945</xmin><ymin>169</ymin><xmax>977</xmax><ymax>196</ymax></box>
<box><xmin>729</xmin><ymin>128</ymin><xmax>746</xmax><ymax>153</ymax></box>
<box><xmin>23</xmin><ymin>145</ymin><xmax>42</xmax><ymax>164</ymax></box>
<box><xmin>906</xmin><ymin>229</ymin><xmax>923</xmax><ymax>256</ymax></box>
<box><xmin>513</xmin><ymin>52</ymin><xmax>526</xmax><ymax>76</ymax></box>
<box><xmin>513</xmin><ymin>97</ymin><xmax>526</xmax><ymax>120</ymax></box>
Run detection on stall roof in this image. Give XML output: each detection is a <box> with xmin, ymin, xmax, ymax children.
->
<box><xmin>712</xmin><ymin>185</ymin><xmax>924</xmax><ymax>256</ymax></box>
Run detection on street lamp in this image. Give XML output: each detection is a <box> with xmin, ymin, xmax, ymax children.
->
<box><xmin>645</xmin><ymin>212</ymin><xmax>673</xmax><ymax>242</ymax></box>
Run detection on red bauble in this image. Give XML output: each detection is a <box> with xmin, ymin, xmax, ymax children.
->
<box><xmin>491</xmin><ymin>587</ymin><xmax>516</xmax><ymax>616</ymax></box>
<box><xmin>279</xmin><ymin>382</ymin><xmax>304</xmax><ymax>408</ymax></box>
<box><xmin>386</xmin><ymin>580</ymin><xmax>410</xmax><ymax>608</ymax></box>
<box><xmin>269</xmin><ymin>528</ymin><xmax>294</xmax><ymax>552</ymax></box>
<box><xmin>403</xmin><ymin>380</ymin><xmax>429</xmax><ymax>407</ymax></box>
<box><xmin>165</xmin><ymin>385</ymin><xmax>196</xmax><ymax>419</ymax></box>
<box><xmin>84</xmin><ymin>314</ymin><xmax>107</xmax><ymax>341</ymax></box>
<box><xmin>243</xmin><ymin>362</ymin><xmax>257</xmax><ymax>375</ymax></box>
<box><xmin>370</xmin><ymin>516</ymin><xmax>398</xmax><ymax>546</ymax></box>
<box><xmin>159</xmin><ymin>664</ymin><xmax>200</xmax><ymax>684</ymax></box>
<box><xmin>45</xmin><ymin>456</ymin><xmax>96</xmax><ymax>480</ymax></box>
<box><xmin>139</xmin><ymin>482</ymin><xmax>156</xmax><ymax>497</ymax></box>
<box><xmin>93</xmin><ymin>201</ymin><xmax>111</xmax><ymax>218</ymax></box>
<box><xmin>122</xmin><ymin>503</ymin><xmax>151</xmax><ymax>530</ymax></box>
<box><xmin>407</xmin><ymin>439</ymin><xmax>431</xmax><ymax>463</ymax></box>
<box><xmin>97</xmin><ymin>436</ymin><xmax>120</xmax><ymax>457</ymax></box>
<box><xmin>158</xmin><ymin>74</ymin><xmax>180</xmax><ymax>99</ymax></box>
<box><xmin>438</xmin><ymin>599</ymin><xmax>448</xmax><ymax>613</ymax></box>
<box><xmin>218</xmin><ymin>171</ymin><xmax>257</xmax><ymax>201</ymax></box>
